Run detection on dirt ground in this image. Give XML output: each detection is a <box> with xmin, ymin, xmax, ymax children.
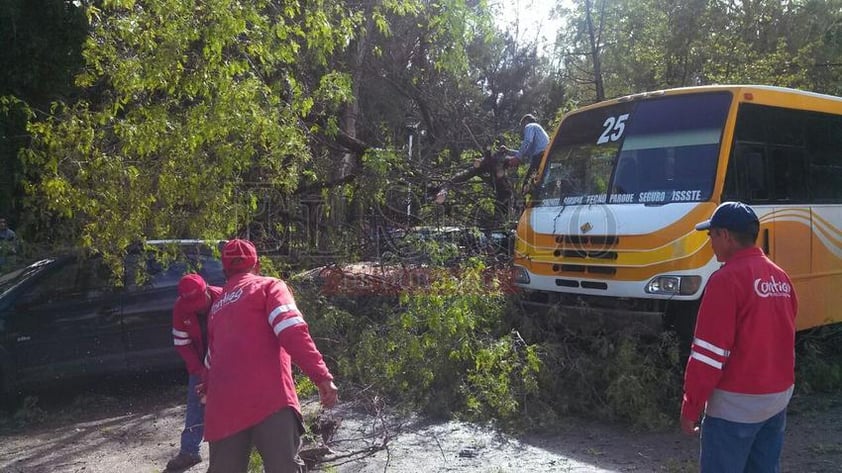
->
<box><xmin>0</xmin><ymin>374</ymin><xmax>840</xmax><ymax>473</ymax></box>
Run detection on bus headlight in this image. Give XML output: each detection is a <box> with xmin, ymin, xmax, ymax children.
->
<box><xmin>513</xmin><ymin>266</ymin><xmax>530</xmax><ymax>284</ymax></box>
<box><xmin>645</xmin><ymin>275</ymin><xmax>702</xmax><ymax>295</ymax></box>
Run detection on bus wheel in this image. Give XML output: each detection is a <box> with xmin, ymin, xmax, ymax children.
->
<box><xmin>663</xmin><ymin>301</ymin><xmax>699</xmax><ymax>358</ymax></box>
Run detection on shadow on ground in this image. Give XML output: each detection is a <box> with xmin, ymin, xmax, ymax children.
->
<box><xmin>0</xmin><ymin>372</ymin><xmax>840</xmax><ymax>473</ymax></box>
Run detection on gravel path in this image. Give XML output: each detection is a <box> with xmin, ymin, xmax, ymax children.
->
<box><xmin>0</xmin><ymin>376</ymin><xmax>840</xmax><ymax>473</ymax></box>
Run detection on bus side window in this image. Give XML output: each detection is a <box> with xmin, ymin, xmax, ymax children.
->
<box><xmin>744</xmin><ymin>151</ymin><xmax>769</xmax><ymax>201</ymax></box>
<box><xmin>807</xmin><ymin>115</ymin><xmax>842</xmax><ymax>202</ymax></box>
<box><xmin>722</xmin><ymin>144</ymin><xmax>769</xmax><ymax>203</ymax></box>
<box><xmin>722</xmin><ymin>152</ymin><xmax>741</xmax><ymax>201</ymax></box>
<box><xmin>770</xmin><ymin>147</ymin><xmax>808</xmax><ymax>202</ymax></box>
<box><xmin>724</xmin><ymin>146</ymin><xmax>769</xmax><ymax>203</ymax></box>
<box><xmin>728</xmin><ymin>104</ymin><xmax>771</xmax><ymax>203</ymax></box>
<box><xmin>809</xmin><ymin>153</ymin><xmax>842</xmax><ymax>201</ymax></box>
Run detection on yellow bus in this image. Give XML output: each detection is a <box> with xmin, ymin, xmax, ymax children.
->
<box><xmin>513</xmin><ymin>85</ymin><xmax>842</xmax><ymax>333</ymax></box>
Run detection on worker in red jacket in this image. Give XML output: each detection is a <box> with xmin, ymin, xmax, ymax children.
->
<box><xmin>682</xmin><ymin>202</ymin><xmax>798</xmax><ymax>472</ymax></box>
<box><xmin>203</xmin><ymin>239</ymin><xmax>338</xmax><ymax>473</ymax></box>
<box><xmin>166</xmin><ymin>274</ymin><xmax>223</xmax><ymax>471</ymax></box>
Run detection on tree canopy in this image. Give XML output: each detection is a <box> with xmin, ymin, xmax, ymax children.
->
<box><xmin>2</xmin><ymin>0</ymin><xmax>842</xmax><ymax>262</ymax></box>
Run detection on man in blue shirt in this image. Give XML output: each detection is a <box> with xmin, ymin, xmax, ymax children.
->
<box><xmin>500</xmin><ymin>114</ymin><xmax>549</xmax><ymax>172</ymax></box>
<box><xmin>500</xmin><ymin>114</ymin><xmax>549</xmax><ymax>194</ymax></box>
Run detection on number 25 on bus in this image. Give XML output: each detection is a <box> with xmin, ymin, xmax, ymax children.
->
<box><xmin>514</xmin><ymin>85</ymin><xmax>842</xmax><ymax>333</ymax></box>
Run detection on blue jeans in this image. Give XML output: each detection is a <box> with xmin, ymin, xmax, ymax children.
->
<box><xmin>700</xmin><ymin>409</ymin><xmax>787</xmax><ymax>473</ymax></box>
<box><xmin>181</xmin><ymin>374</ymin><xmax>205</xmax><ymax>456</ymax></box>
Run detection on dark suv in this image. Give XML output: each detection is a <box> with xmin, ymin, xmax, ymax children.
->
<box><xmin>0</xmin><ymin>240</ymin><xmax>225</xmax><ymax>403</ymax></box>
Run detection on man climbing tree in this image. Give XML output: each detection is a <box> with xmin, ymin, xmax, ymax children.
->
<box><xmin>499</xmin><ymin>114</ymin><xmax>550</xmax><ymax>195</ymax></box>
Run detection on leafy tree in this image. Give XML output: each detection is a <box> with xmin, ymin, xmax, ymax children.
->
<box><xmin>20</xmin><ymin>0</ymin><xmax>360</xmax><ymax>259</ymax></box>
<box><xmin>0</xmin><ymin>0</ymin><xmax>86</xmax><ymax>225</ymax></box>
<box><xmin>558</xmin><ymin>0</ymin><xmax>610</xmax><ymax>104</ymax></box>
<box><xmin>801</xmin><ymin>0</ymin><xmax>842</xmax><ymax>94</ymax></box>
<box><xmin>559</xmin><ymin>0</ymin><xmax>842</xmax><ymax>105</ymax></box>
<box><xmin>14</xmin><ymin>0</ymin><xmax>562</xmax><ymax>265</ymax></box>
<box><xmin>268</xmin><ymin>0</ymin><xmax>565</xmax><ymax>251</ymax></box>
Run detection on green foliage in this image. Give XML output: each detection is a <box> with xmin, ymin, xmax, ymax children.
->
<box><xmin>357</xmin><ymin>147</ymin><xmax>410</xmax><ymax>212</ymax></box>
<box><xmin>602</xmin><ymin>335</ymin><xmax>679</xmax><ymax>429</ymax></box>
<box><xmin>662</xmin><ymin>458</ymin><xmax>697</xmax><ymax>473</ymax></box>
<box><xmin>0</xmin><ymin>0</ymin><xmax>87</xmax><ymax>220</ymax></box>
<box><xmin>294</xmin><ymin>374</ymin><xmax>318</xmax><ymax>399</ymax></box>
<box><xmin>257</xmin><ymin>255</ymin><xmax>282</xmax><ymax>279</ymax></box>
<box><xmin>0</xmin><ymin>396</ymin><xmax>46</xmax><ymax>429</ymax></box>
<box><xmin>5</xmin><ymin>0</ymin><xmax>536</xmax><ymax>274</ymax></box>
<box><xmin>795</xmin><ymin>324</ymin><xmax>842</xmax><ymax>394</ymax></box>
<box><xmin>561</xmin><ymin>0</ymin><xmax>842</xmax><ymax>104</ymax></box>
<box><xmin>297</xmin><ymin>256</ymin><xmax>693</xmax><ymax>431</ymax></box>
<box><xmin>462</xmin><ymin>334</ymin><xmax>541</xmax><ymax>420</ymax></box>
<box><xmin>7</xmin><ymin>0</ymin><xmax>842</xmax><ymax>270</ymax></box>
<box><xmin>300</xmin><ymin>261</ymin><xmax>541</xmax><ymax>422</ymax></box>
<box><xmin>9</xmin><ymin>0</ymin><xmax>842</xmax><ymax>443</ymax></box>
<box><xmin>247</xmin><ymin>448</ymin><xmax>263</xmax><ymax>473</ymax></box>
<box><xmin>0</xmin><ymin>0</ymin><xmax>86</xmax><ymax>107</ymax></box>
<box><xmin>20</xmin><ymin>0</ymin><xmax>360</xmax><ymax>256</ymax></box>
<box><xmin>534</xmin><ymin>324</ymin><xmax>682</xmax><ymax>430</ymax></box>
<box><xmin>301</xmin><ymin>279</ymin><xmax>687</xmax><ymax>431</ymax></box>
<box><xmin>394</xmin><ymin>232</ymin><xmax>461</xmax><ymax>265</ymax></box>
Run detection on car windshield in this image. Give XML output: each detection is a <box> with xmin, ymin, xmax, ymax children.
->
<box><xmin>533</xmin><ymin>91</ymin><xmax>733</xmax><ymax>206</ymax></box>
<box><xmin>0</xmin><ymin>259</ymin><xmax>55</xmax><ymax>298</ymax></box>
<box><xmin>124</xmin><ymin>241</ymin><xmax>225</xmax><ymax>288</ymax></box>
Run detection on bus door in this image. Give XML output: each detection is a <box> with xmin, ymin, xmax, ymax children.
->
<box><xmin>724</xmin><ymin>143</ymin><xmax>810</xmax><ymax>276</ymax></box>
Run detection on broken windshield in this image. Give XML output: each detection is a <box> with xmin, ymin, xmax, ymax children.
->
<box><xmin>533</xmin><ymin>91</ymin><xmax>733</xmax><ymax>206</ymax></box>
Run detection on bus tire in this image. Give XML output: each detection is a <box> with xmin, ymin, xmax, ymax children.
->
<box><xmin>663</xmin><ymin>301</ymin><xmax>699</xmax><ymax>357</ymax></box>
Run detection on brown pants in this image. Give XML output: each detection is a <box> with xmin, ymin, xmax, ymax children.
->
<box><xmin>208</xmin><ymin>407</ymin><xmax>305</xmax><ymax>473</ymax></box>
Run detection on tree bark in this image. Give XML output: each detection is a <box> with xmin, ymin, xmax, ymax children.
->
<box><xmin>585</xmin><ymin>0</ymin><xmax>605</xmax><ymax>102</ymax></box>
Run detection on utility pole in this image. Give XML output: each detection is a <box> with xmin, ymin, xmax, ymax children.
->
<box><xmin>405</xmin><ymin>122</ymin><xmax>419</xmax><ymax>221</ymax></box>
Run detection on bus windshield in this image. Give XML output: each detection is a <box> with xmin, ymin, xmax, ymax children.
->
<box><xmin>534</xmin><ymin>91</ymin><xmax>733</xmax><ymax>206</ymax></box>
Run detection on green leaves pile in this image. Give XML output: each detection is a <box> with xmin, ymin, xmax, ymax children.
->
<box><xmin>299</xmin><ymin>260</ymin><xmax>543</xmax><ymax>424</ymax></box>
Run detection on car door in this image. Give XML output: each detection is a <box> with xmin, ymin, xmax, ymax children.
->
<box><xmin>121</xmin><ymin>248</ymin><xmax>225</xmax><ymax>371</ymax></box>
<box><xmin>4</xmin><ymin>257</ymin><xmax>126</xmax><ymax>388</ymax></box>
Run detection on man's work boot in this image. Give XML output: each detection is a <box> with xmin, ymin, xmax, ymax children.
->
<box><xmin>165</xmin><ymin>452</ymin><xmax>202</xmax><ymax>471</ymax></box>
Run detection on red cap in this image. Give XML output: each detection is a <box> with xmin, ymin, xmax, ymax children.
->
<box><xmin>177</xmin><ymin>274</ymin><xmax>209</xmax><ymax>314</ymax></box>
<box><xmin>221</xmin><ymin>239</ymin><xmax>258</xmax><ymax>274</ymax></box>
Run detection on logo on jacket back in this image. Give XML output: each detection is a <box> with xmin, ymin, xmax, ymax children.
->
<box><xmin>211</xmin><ymin>287</ymin><xmax>244</xmax><ymax>314</ymax></box>
<box><xmin>754</xmin><ymin>276</ymin><xmax>791</xmax><ymax>298</ymax></box>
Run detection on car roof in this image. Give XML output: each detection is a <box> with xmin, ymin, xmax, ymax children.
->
<box><xmin>145</xmin><ymin>239</ymin><xmax>224</xmax><ymax>245</ymax></box>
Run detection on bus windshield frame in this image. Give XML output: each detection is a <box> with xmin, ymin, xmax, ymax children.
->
<box><xmin>533</xmin><ymin>91</ymin><xmax>733</xmax><ymax>206</ymax></box>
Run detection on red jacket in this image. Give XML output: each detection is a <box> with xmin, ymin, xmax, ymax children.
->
<box><xmin>681</xmin><ymin>247</ymin><xmax>798</xmax><ymax>422</ymax></box>
<box><xmin>204</xmin><ymin>272</ymin><xmax>333</xmax><ymax>441</ymax></box>
<box><xmin>172</xmin><ymin>286</ymin><xmax>223</xmax><ymax>376</ymax></box>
